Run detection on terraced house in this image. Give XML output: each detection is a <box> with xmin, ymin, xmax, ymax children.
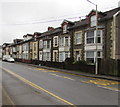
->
<box><xmin>2</xmin><ymin>7</ymin><xmax>120</xmax><ymax>65</ymax></box>
<box><xmin>69</xmin><ymin>7</ymin><xmax>120</xmax><ymax>63</ymax></box>
<box><xmin>32</xmin><ymin>32</ymin><xmax>41</xmax><ymax>64</ymax></box>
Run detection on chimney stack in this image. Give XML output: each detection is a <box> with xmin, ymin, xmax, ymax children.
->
<box><xmin>118</xmin><ymin>1</ymin><xmax>120</xmax><ymax>7</ymax></box>
<box><xmin>48</xmin><ymin>27</ymin><xmax>54</xmax><ymax>31</ymax></box>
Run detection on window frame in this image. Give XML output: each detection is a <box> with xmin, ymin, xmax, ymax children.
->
<box><xmin>53</xmin><ymin>36</ymin><xmax>58</xmax><ymax>47</ymax></box>
<box><xmin>75</xmin><ymin>31</ymin><xmax>82</xmax><ymax>44</ymax></box>
<box><xmin>85</xmin><ymin>30</ymin><xmax>102</xmax><ymax>44</ymax></box>
<box><xmin>90</xmin><ymin>15</ymin><xmax>97</xmax><ymax>27</ymax></box>
<box><xmin>63</xmin><ymin>24</ymin><xmax>67</xmax><ymax>33</ymax></box>
<box><xmin>39</xmin><ymin>40</ymin><xmax>43</xmax><ymax>49</ymax></box>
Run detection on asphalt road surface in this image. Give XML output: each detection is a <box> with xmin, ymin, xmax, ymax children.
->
<box><xmin>1</xmin><ymin>61</ymin><xmax>119</xmax><ymax>106</ymax></box>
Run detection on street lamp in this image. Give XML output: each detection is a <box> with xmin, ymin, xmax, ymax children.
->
<box><xmin>87</xmin><ymin>0</ymin><xmax>98</xmax><ymax>75</ymax></box>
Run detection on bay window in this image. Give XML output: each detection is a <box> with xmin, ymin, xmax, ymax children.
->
<box><xmin>59</xmin><ymin>37</ymin><xmax>64</xmax><ymax>47</ymax></box>
<box><xmin>43</xmin><ymin>41</ymin><xmax>47</xmax><ymax>49</ymax></box>
<box><xmin>86</xmin><ymin>51</ymin><xmax>102</xmax><ymax>63</ymax></box>
<box><xmin>59</xmin><ymin>52</ymin><xmax>64</xmax><ymax>62</ymax></box>
<box><xmin>65</xmin><ymin>37</ymin><xmax>69</xmax><ymax>46</ymax></box>
<box><xmin>86</xmin><ymin>30</ymin><xmax>102</xmax><ymax>44</ymax></box>
<box><xmin>86</xmin><ymin>31</ymin><xmax>94</xmax><ymax>44</ymax></box>
<box><xmin>86</xmin><ymin>51</ymin><xmax>94</xmax><ymax>63</ymax></box>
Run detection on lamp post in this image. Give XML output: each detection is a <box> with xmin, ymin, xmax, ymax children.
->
<box><xmin>87</xmin><ymin>0</ymin><xmax>98</xmax><ymax>75</ymax></box>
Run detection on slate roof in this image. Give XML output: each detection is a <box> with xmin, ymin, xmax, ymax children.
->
<box><xmin>69</xmin><ymin>7</ymin><xmax>120</xmax><ymax>29</ymax></box>
<box><xmin>100</xmin><ymin>7</ymin><xmax>120</xmax><ymax>21</ymax></box>
<box><xmin>39</xmin><ymin>27</ymin><xmax>62</xmax><ymax>38</ymax></box>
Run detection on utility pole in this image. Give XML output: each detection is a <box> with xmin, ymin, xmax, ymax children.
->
<box><xmin>87</xmin><ymin>0</ymin><xmax>98</xmax><ymax>75</ymax></box>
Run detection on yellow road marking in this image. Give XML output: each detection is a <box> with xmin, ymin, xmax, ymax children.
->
<box><xmin>49</xmin><ymin>73</ymin><xmax>75</xmax><ymax>81</ymax></box>
<box><xmin>81</xmin><ymin>79</ymin><xmax>119</xmax><ymax>86</ymax></box>
<box><xmin>35</xmin><ymin>68</ymin><xmax>46</xmax><ymax>70</ymax></box>
<box><xmin>28</xmin><ymin>67</ymin><xmax>120</xmax><ymax>86</ymax></box>
<box><xmin>1</xmin><ymin>67</ymin><xmax>76</xmax><ymax>106</ymax></box>
<box><xmin>32</xmin><ymin>67</ymin><xmax>95</xmax><ymax>79</ymax></box>
<box><xmin>49</xmin><ymin>73</ymin><xmax>61</xmax><ymax>77</ymax></box>
<box><xmin>63</xmin><ymin>76</ymin><xmax>75</xmax><ymax>81</ymax></box>
<box><xmin>81</xmin><ymin>80</ymin><xmax>91</xmax><ymax>84</ymax></box>
<box><xmin>98</xmin><ymin>85</ymin><xmax>120</xmax><ymax>92</ymax></box>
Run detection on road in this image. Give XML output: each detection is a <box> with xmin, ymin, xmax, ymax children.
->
<box><xmin>1</xmin><ymin>61</ymin><xmax>119</xmax><ymax>106</ymax></box>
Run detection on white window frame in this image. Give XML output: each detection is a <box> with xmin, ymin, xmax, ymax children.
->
<box><xmin>90</xmin><ymin>15</ymin><xmax>97</xmax><ymax>27</ymax></box>
<box><xmin>53</xmin><ymin>36</ymin><xmax>58</xmax><ymax>47</ymax></box>
<box><xmin>85</xmin><ymin>30</ymin><xmax>102</xmax><ymax>44</ymax></box>
<box><xmin>85</xmin><ymin>50</ymin><xmax>102</xmax><ymax>63</ymax></box>
<box><xmin>59</xmin><ymin>52</ymin><xmax>64</xmax><ymax>62</ymax></box>
<box><xmin>63</xmin><ymin>24</ymin><xmax>67</xmax><ymax>33</ymax></box>
<box><xmin>43</xmin><ymin>41</ymin><xmax>47</xmax><ymax>49</ymax></box>
<box><xmin>47</xmin><ymin>40</ymin><xmax>51</xmax><ymax>49</ymax></box>
<box><xmin>96</xmin><ymin>30</ymin><xmax>102</xmax><ymax>44</ymax></box>
<box><xmin>39</xmin><ymin>51</ymin><xmax>43</xmax><ymax>61</ymax></box>
<box><xmin>39</xmin><ymin>40</ymin><xmax>43</xmax><ymax>49</ymax></box>
<box><xmin>75</xmin><ymin>31</ymin><xmax>82</xmax><ymax>44</ymax></box>
<box><xmin>65</xmin><ymin>37</ymin><xmax>69</xmax><ymax>46</ymax></box>
<box><xmin>85</xmin><ymin>51</ymin><xmax>94</xmax><ymax>63</ymax></box>
<box><xmin>86</xmin><ymin>31</ymin><xmax>94</xmax><ymax>44</ymax></box>
<box><xmin>59</xmin><ymin>37</ymin><xmax>64</xmax><ymax>47</ymax></box>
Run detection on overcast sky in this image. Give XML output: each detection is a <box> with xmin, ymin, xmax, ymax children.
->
<box><xmin>0</xmin><ymin>0</ymin><xmax>120</xmax><ymax>45</ymax></box>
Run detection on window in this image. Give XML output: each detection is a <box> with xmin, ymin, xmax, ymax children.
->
<box><xmin>47</xmin><ymin>52</ymin><xmax>51</xmax><ymax>61</ymax></box>
<box><xmin>97</xmin><ymin>30</ymin><xmax>102</xmax><ymax>43</ymax></box>
<box><xmin>34</xmin><ymin>43</ymin><xmax>36</xmax><ymax>51</ymax></box>
<box><xmin>59</xmin><ymin>52</ymin><xmax>64</xmax><ymax>62</ymax></box>
<box><xmin>65</xmin><ymin>52</ymin><xmax>69</xmax><ymax>60</ymax></box>
<box><xmin>39</xmin><ymin>40</ymin><xmax>43</xmax><ymax>49</ymax></box>
<box><xmin>91</xmin><ymin>15</ymin><xmax>97</xmax><ymax>27</ymax></box>
<box><xmin>43</xmin><ymin>41</ymin><xmax>47</xmax><ymax>49</ymax></box>
<box><xmin>39</xmin><ymin>51</ymin><xmax>42</xmax><ymax>60</ymax></box>
<box><xmin>63</xmin><ymin>25</ymin><xmax>67</xmax><ymax>33</ymax></box>
<box><xmin>86</xmin><ymin>51</ymin><xmax>102</xmax><ymax>63</ymax></box>
<box><xmin>47</xmin><ymin>40</ymin><xmax>51</xmax><ymax>48</ymax></box>
<box><xmin>86</xmin><ymin>51</ymin><xmax>94</xmax><ymax>63</ymax></box>
<box><xmin>43</xmin><ymin>52</ymin><xmax>46</xmax><ymax>61</ymax></box>
<box><xmin>53</xmin><ymin>37</ymin><xmax>58</xmax><ymax>47</ymax></box>
<box><xmin>86</xmin><ymin>30</ymin><xmax>102</xmax><ymax>44</ymax></box>
<box><xmin>97</xmin><ymin>51</ymin><xmax>102</xmax><ymax>58</ymax></box>
<box><xmin>65</xmin><ymin>37</ymin><xmax>69</xmax><ymax>46</ymax></box>
<box><xmin>86</xmin><ymin>31</ymin><xmax>94</xmax><ymax>44</ymax></box>
<box><xmin>75</xmin><ymin>32</ymin><xmax>82</xmax><ymax>44</ymax></box>
<box><xmin>43</xmin><ymin>52</ymin><xmax>50</xmax><ymax>61</ymax></box>
<box><xmin>59</xmin><ymin>37</ymin><xmax>64</xmax><ymax>47</ymax></box>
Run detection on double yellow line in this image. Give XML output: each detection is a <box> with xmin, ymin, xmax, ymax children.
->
<box><xmin>1</xmin><ymin>67</ymin><xmax>76</xmax><ymax>106</ymax></box>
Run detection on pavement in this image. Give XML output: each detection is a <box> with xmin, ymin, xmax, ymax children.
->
<box><xmin>16</xmin><ymin>62</ymin><xmax>120</xmax><ymax>82</ymax></box>
<box><xmin>2</xmin><ymin>87</ymin><xmax>15</xmax><ymax>105</ymax></box>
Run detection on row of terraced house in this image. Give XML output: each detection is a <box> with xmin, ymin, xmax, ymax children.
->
<box><xmin>1</xmin><ymin>7</ymin><xmax>120</xmax><ymax>66</ymax></box>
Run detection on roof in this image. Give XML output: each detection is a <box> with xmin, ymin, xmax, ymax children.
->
<box><xmin>23</xmin><ymin>34</ymin><xmax>33</xmax><ymax>38</ymax></box>
<box><xmin>39</xmin><ymin>27</ymin><xmax>61</xmax><ymax>38</ymax></box>
<box><xmin>61</xmin><ymin>19</ymin><xmax>74</xmax><ymax>25</ymax></box>
<box><xmin>69</xmin><ymin>19</ymin><xmax>88</xmax><ymax>29</ymax></box>
<box><xmin>100</xmin><ymin>7</ymin><xmax>120</xmax><ymax>21</ymax></box>
<box><xmin>69</xmin><ymin>7</ymin><xmax>120</xmax><ymax>29</ymax></box>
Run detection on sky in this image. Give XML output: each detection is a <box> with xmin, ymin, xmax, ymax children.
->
<box><xmin>0</xmin><ymin>0</ymin><xmax>120</xmax><ymax>45</ymax></box>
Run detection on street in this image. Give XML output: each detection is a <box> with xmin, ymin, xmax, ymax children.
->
<box><xmin>1</xmin><ymin>61</ymin><xmax>119</xmax><ymax>106</ymax></box>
